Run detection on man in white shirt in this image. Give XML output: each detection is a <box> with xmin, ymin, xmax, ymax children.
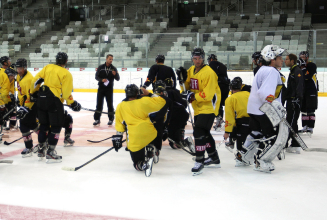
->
<box><xmin>236</xmin><ymin>45</ymin><xmax>288</xmax><ymax>173</ymax></box>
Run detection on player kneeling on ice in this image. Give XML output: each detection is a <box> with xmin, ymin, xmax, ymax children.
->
<box><xmin>14</xmin><ymin>59</ymin><xmax>40</xmax><ymax>157</ymax></box>
<box><xmin>30</xmin><ymin>52</ymin><xmax>81</xmax><ymax>163</ymax></box>
<box><xmin>223</xmin><ymin>77</ymin><xmax>251</xmax><ymax>165</ymax></box>
<box><xmin>181</xmin><ymin>48</ymin><xmax>221</xmax><ymax>176</ymax></box>
<box><xmin>113</xmin><ymin>84</ymin><xmax>170</xmax><ymax>177</ymax></box>
<box><xmin>236</xmin><ymin>45</ymin><xmax>289</xmax><ymax>173</ymax></box>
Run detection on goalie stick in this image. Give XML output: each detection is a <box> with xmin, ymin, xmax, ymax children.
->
<box><xmin>62</xmin><ymin>140</ymin><xmax>126</xmax><ymax>171</ymax></box>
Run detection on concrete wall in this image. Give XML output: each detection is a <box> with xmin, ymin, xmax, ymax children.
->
<box><xmin>26</xmin><ymin>67</ymin><xmax>327</xmax><ymax>93</ymax></box>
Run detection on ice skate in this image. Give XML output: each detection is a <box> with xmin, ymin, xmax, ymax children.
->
<box><xmin>204</xmin><ymin>157</ymin><xmax>221</xmax><ymax>168</ymax></box>
<box><xmin>145</xmin><ymin>145</ymin><xmax>155</xmax><ymax>177</ymax></box>
<box><xmin>213</xmin><ymin>116</ymin><xmax>224</xmax><ymax>132</ymax></box>
<box><xmin>298</xmin><ymin>126</ymin><xmax>312</xmax><ymax>138</ymax></box>
<box><xmin>182</xmin><ymin>136</ymin><xmax>195</xmax><ymax>153</ymax></box>
<box><xmin>277</xmin><ymin>149</ymin><xmax>285</xmax><ymax>160</ymax></box>
<box><xmin>192</xmin><ymin>162</ymin><xmax>204</xmax><ymax>176</ymax></box>
<box><xmin>253</xmin><ymin>159</ymin><xmax>275</xmax><ymax>174</ymax></box>
<box><xmin>46</xmin><ymin>149</ymin><xmax>62</xmax><ymax>163</ymax></box>
<box><xmin>225</xmin><ymin>139</ymin><xmax>235</xmax><ymax>153</ymax></box>
<box><xmin>235</xmin><ymin>152</ymin><xmax>250</xmax><ymax>167</ymax></box>
<box><xmin>64</xmin><ymin>136</ymin><xmax>75</xmax><ymax>147</ymax></box>
<box><xmin>107</xmin><ymin>120</ymin><xmax>113</xmax><ymax>126</ymax></box>
<box><xmin>93</xmin><ymin>120</ymin><xmax>100</xmax><ymax>127</ymax></box>
<box><xmin>285</xmin><ymin>146</ymin><xmax>301</xmax><ymax>154</ymax></box>
<box><xmin>21</xmin><ymin>148</ymin><xmax>33</xmax><ymax>158</ymax></box>
<box><xmin>153</xmin><ymin>147</ymin><xmax>160</xmax><ymax>164</ymax></box>
<box><xmin>37</xmin><ymin>143</ymin><xmax>47</xmax><ymax>161</ymax></box>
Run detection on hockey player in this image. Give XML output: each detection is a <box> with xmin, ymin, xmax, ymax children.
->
<box><xmin>237</xmin><ymin>45</ymin><xmax>289</xmax><ymax>173</ymax></box>
<box><xmin>298</xmin><ymin>51</ymin><xmax>318</xmax><ymax>135</ymax></box>
<box><xmin>30</xmin><ymin>52</ymin><xmax>81</xmax><ymax>163</ymax></box>
<box><xmin>0</xmin><ymin>56</ymin><xmax>17</xmax><ymax>131</ymax></box>
<box><xmin>181</xmin><ymin>48</ymin><xmax>221</xmax><ymax>176</ymax></box>
<box><xmin>252</xmin><ymin>51</ymin><xmax>262</xmax><ymax>76</ymax></box>
<box><xmin>113</xmin><ymin>84</ymin><xmax>171</xmax><ymax>177</ymax></box>
<box><xmin>142</xmin><ymin>54</ymin><xmax>176</xmax><ymax>89</ymax></box>
<box><xmin>223</xmin><ymin>77</ymin><xmax>251</xmax><ymax>159</ymax></box>
<box><xmin>207</xmin><ymin>54</ymin><xmax>229</xmax><ymax>131</ymax></box>
<box><xmin>14</xmin><ymin>58</ymin><xmax>40</xmax><ymax>157</ymax></box>
<box><xmin>154</xmin><ymin>80</ymin><xmax>194</xmax><ymax>152</ymax></box>
<box><xmin>284</xmin><ymin>54</ymin><xmax>304</xmax><ymax>154</ymax></box>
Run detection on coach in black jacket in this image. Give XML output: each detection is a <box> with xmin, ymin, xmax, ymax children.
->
<box><xmin>93</xmin><ymin>54</ymin><xmax>120</xmax><ymax>126</ymax></box>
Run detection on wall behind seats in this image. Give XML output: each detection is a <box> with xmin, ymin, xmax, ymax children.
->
<box><xmin>26</xmin><ymin>68</ymin><xmax>327</xmax><ymax>94</ymax></box>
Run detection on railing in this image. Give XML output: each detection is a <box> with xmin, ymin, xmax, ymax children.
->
<box><xmin>218</xmin><ymin>0</ymin><xmax>241</xmax><ymax>17</ymax></box>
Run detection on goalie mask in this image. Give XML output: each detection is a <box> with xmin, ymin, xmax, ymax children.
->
<box><xmin>261</xmin><ymin>45</ymin><xmax>289</xmax><ymax>62</ymax></box>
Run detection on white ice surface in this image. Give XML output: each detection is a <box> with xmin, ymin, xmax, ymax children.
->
<box><xmin>0</xmin><ymin>93</ymin><xmax>326</xmax><ymax>220</ymax></box>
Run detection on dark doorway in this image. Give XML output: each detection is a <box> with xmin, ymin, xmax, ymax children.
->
<box><xmin>307</xmin><ymin>0</ymin><xmax>327</xmax><ymax>23</ymax></box>
<box><xmin>178</xmin><ymin>2</ymin><xmax>205</xmax><ymax>27</ymax></box>
<box><xmin>70</xmin><ymin>7</ymin><xmax>87</xmax><ymax>21</ymax></box>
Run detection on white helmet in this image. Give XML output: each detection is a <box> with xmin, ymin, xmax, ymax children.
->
<box><xmin>261</xmin><ymin>45</ymin><xmax>289</xmax><ymax>62</ymax></box>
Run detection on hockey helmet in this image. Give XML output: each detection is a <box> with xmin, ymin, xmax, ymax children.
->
<box><xmin>155</xmin><ymin>54</ymin><xmax>165</xmax><ymax>63</ymax></box>
<box><xmin>0</xmin><ymin>56</ymin><xmax>10</xmax><ymax>65</ymax></box>
<box><xmin>125</xmin><ymin>84</ymin><xmax>139</xmax><ymax>98</ymax></box>
<box><xmin>207</xmin><ymin>54</ymin><xmax>217</xmax><ymax>63</ymax></box>
<box><xmin>56</xmin><ymin>52</ymin><xmax>68</xmax><ymax>65</ymax></box>
<box><xmin>15</xmin><ymin>58</ymin><xmax>27</xmax><ymax>68</ymax></box>
<box><xmin>153</xmin><ymin>80</ymin><xmax>167</xmax><ymax>95</ymax></box>
<box><xmin>297</xmin><ymin>58</ymin><xmax>306</xmax><ymax>67</ymax></box>
<box><xmin>299</xmin><ymin>51</ymin><xmax>309</xmax><ymax>58</ymax></box>
<box><xmin>230</xmin><ymin>77</ymin><xmax>242</xmax><ymax>90</ymax></box>
<box><xmin>252</xmin><ymin>51</ymin><xmax>261</xmax><ymax>60</ymax></box>
<box><xmin>261</xmin><ymin>45</ymin><xmax>288</xmax><ymax>62</ymax></box>
<box><xmin>191</xmin><ymin>47</ymin><xmax>205</xmax><ymax>60</ymax></box>
<box><xmin>5</xmin><ymin>68</ymin><xmax>17</xmax><ymax>77</ymax></box>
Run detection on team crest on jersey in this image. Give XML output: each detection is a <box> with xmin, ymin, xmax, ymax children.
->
<box><xmin>190</xmin><ymin>78</ymin><xmax>199</xmax><ymax>90</ymax></box>
<box><xmin>68</xmin><ymin>95</ymin><xmax>73</xmax><ymax>100</ymax></box>
<box><xmin>265</xmin><ymin>95</ymin><xmax>275</xmax><ymax>103</ymax></box>
<box><xmin>225</xmin><ymin>120</ymin><xmax>231</xmax><ymax>127</ymax></box>
<box><xmin>199</xmin><ymin>91</ymin><xmax>206</xmax><ymax>98</ymax></box>
<box><xmin>298</xmin><ymin>73</ymin><xmax>301</xmax><ymax>77</ymax></box>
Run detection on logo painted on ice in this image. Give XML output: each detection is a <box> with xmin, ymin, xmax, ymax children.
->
<box><xmin>190</xmin><ymin>78</ymin><xmax>199</xmax><ymax>90</ymax></box>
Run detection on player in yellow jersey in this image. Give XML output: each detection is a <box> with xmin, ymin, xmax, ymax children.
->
<box><xmin>30</xmin><ymin>52</ymin><xmax>81</xmax><ymax>163</ymax></box>
<box><xmin>13</xmin><ymin>58</ymin><xmax>40</xmax><ymax>157</ymax></box>
<box><xmin>223</xmin><ymin>77</ymin><xmax>252</xmax><ymax>166</ymax></box>
<box><xmin>180</xmin><ymin>48</ymin><xmax>221</xmax><ymax>176</ymax></box>
<box><xmin>112</xmin><ymin>84</ymin><xmax>170</xmax><ymax>177</ymax></box>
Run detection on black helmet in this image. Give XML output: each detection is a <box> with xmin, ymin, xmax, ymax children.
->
<box><xmin>191</xmin><ymin>47</ymin><xmax>205</xmax><ymax>60</ymax></box>
<box><xmin>5</xmin><ymin>68</ymin><xmax>17</xmax><ymax>77</ymax></box>
<box><xmin>297</xmin><ymin>58</ymin><xmax>306</xmax><ymax>67</ymax></box>
<box><xmin>15</xmin><ymin>58</ymin><xmax>27</xmax><ymax>68</ymax></box>
<box><xmin>252</xmin><ymin>51</ymin><xmax>261</xmax><ymax>60</ymax></box>
<box><xmin>299</xmin><ymin>51</ymin><xmax>309</xmax><ymax>58</ymax></box>
<box><xmin>56</xmin><ymin>52</ymin><xmax>68</xmax><ymax>65</ymax></box>
<box><xmin>155</xmin><ymin>54</ymin><xmax>165</xmax><ymax>63</ymax></box>
<box><xmin>0</xmin><ymin>56</ymin><xmax>10</xmax><ymax>65</ymax></box>
<box><xmin>125</xmin><ymin>84</ymin><xmax>139</xmax><ymax>98</ymax></box>
<box><xmin>230</xmin><ymin>77</ymin><xmax>242</xmax><ymax>90</ymax></box>
<box><xmin>207</xmin><ymin>54</ymin><xmax>217</xmax><ymax>62</ymax></box>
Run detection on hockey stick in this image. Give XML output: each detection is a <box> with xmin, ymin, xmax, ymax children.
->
<box><xmin>3</xmin><ymin>131</ymin><xmax>34</xmax><ymax>145</ymax></box>
<box><xmin>179</xmin><ymin>73</ymin><xmax>194</xmax><ymax>127</ymax></box>
<box><xmin>63</xmin><ymin>105</ymin><xmax>115</xmax><ymax>115</ymax></box>
<box><xmin>168</xmin><ymin>137</ymin><xmax>195</xmax><ymax>156</ymax></box>
<box><xmin>87</xmin><ymin>136</ymin><xmax>113</xmax><ymax>143</ymax></box>
<box><xmin>0</xmin><ymin>160</ymin><xmax>13</xmax><ymax>164</ymax></box>
<box><xmin>62</xmin><ymin>139</ymin><xmax>126</xmax><ymax>171</ymax></box>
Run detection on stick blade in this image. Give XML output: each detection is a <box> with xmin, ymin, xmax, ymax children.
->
<box><xmin>3</xmin><ymin>141</ymin><xmax>10</xmax><ymax>145</ymax></box>
<box><xmin>0</xmin><ymin>160</ymin><xmax>13</xmax><ymax>164</ymax></box>
<box><xmin>62</xmin><ymin>166</ymin><xmax>76</xmax><ymax>171</ymax></box>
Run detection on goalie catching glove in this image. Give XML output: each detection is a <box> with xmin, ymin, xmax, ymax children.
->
<box><xmin>69</xmin><ymin>101</ymin><xmax>81</xmax><ymax>112</ymax></box>
<box><xmin>17</xmin><ymin>106</ymin><xmax>29</xmax><ymax>119</ymax></box>
<box><xmin>112</xmin><ymin>134</ymin><xmax>123</xmax><ymax>152</ymax></box>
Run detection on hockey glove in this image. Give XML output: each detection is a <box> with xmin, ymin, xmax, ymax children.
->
<box><xmin>162</xmin><ymin>127</ymin><xmax>168</xmax><ymax>141</ymax></box>
<box><xmin>182</xmin><ymin>90</ymin><xmax>195</xmax><ymax>103</ymax></box>
<box><xmin>291</xmin><ymin>98</ymin><xmax>301</xmax><ymax>110</ymax></box>
<box><xmin>112</xmin><ymin>134</ymin><xmax>123</xmax><ymax>152</ymax></box>
<box><xmin>17</xmin><ymin>106</ymin><xmax>29</xmax><ymax>120</ymax></box>
<box><xmin>9</xmin><ymin>94</ymin><xmax>15</xmax><ymax>103</ymax></box>
<box><xmin>30</xmin><ymin>92</ymin><xmax>38</xmax><ymax>103</ymax></box>
<box><xmin>176</xmin><ymin>66</ymin><xmax>187</xmax><ymax>84</ymax></box>
<box><xmin>0</xmin><ymin>105</ymin><xmax>6</xmax><ymax>112</ymax></box>
<box><xmin>69</xmin><ymin>101</ymin><xmax>81</xmax><ymax>112</ymax></box>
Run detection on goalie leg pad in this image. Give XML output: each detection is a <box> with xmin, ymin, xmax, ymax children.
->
<box><xmin>239</xmin><ymin>131</ymin><xmax>262</xmax><ymax>165</ymax></box>
<box><xmin>256</xmin><ymin>121</ymin><xmax>289</xmax><ymax>163</ymax></box>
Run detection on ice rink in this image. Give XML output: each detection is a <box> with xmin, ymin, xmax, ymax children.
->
<box><xmin>0</xmin><ymin>92</ymin><xmax>326</xmax><ymax>220</ymax></box>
